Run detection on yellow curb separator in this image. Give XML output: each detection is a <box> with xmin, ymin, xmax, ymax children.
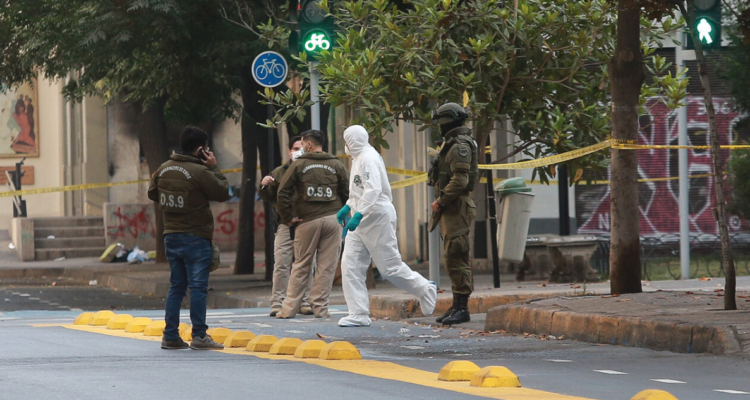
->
<box><xmin>246</xmin><ymin>335</ymin><xmax>279</xmax><ymax>352</ymax></box>
<box><xmin>269</xmin><ymin>337</ymin><xmax>303</xmax><ymax>355</ymax></box>
<box><xmin>470</xmin><ymin>366</ymin><xmax>522</xmax><ymax>388</ymax></box>
<box><xmin>73</xmin><ymin>312</ymin><xmax>95</xmax><ymax>326</ymax></box>
<box><xmin>124</xmin><ymin>317</ymin><xmax>153</xmax><ymax>333</ymax></box>
<box><xmin>294</xmin><ymin>339</ymin><xmax>327</xmax><ymax>359</ymax></box>
<box><xmin>89</xmin><ymin>310</ymin><xmax>115</xmax><ymax>326</ymax></box>
<box><xmin>319</xmin><ymin>341</ymin><xmax>362</xmax><ymax>360</ymax></box>
<box><xmin>206</xmin><ymin>327</ymin><xmax>233</xmax><ymax>344</ymax></box>
<box><xmin>438</xmin><ymin>360</ymin><xmax>482</xmax><ymax>382</ymax></box>
<box><xmin>106</xmin><ymin>314</ymin><xmax>134</xmax><ymax>330</ymax></box>
<box><xmin>630</xmin><ymin>389</ymin><xmax>680</xmax><ymax>400</ymax></box>
<box><xmin>223</xmin><ymin>331</ymin><xmax>256</xmax><ymax>348</ymax></box>
<box><xmin>143</xmin><ymin>320</ymin><xmax>166</xmax><ymax>337</ymax></box>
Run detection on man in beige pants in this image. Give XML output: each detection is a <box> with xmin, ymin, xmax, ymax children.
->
<box><xmin>276</xmin><ymin>130</ymin><xmax>349</xmax><ymax>318</ymax></box>
<box><xmin>258</xmin><ymin>135</ymin><xmax>313</xmax><ymax>317</ymax></box>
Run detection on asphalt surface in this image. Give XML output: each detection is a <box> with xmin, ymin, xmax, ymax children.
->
<box><xmin>2</xmin><ymin>307</ymin><xmax>749</xmax><ymax>400</ymax></box>
<box><xmin>0</xmin><ymin>286</ymin><xmax>167</xmax><ymax>311</ymax></box>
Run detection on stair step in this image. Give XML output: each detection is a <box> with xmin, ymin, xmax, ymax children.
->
<box><xmin>35</xmin><ymin>247</ymin><xmax>105</xmax><ymax>261</ymax></box>
<box><xmin>32</xmin><ymin>217</ymin><xmax>104</xmax><ymax>228</ymax></box>
<box><xmin>35</xmin><ymin>226</ymin><xmax>105</xmax><ymax>238</ymax></box>
<box><xmin>34</xmin><ymin>237</ymin><xmax>106</xmax><ymax>249</ymax></box>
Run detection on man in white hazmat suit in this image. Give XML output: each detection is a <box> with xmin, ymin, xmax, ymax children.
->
<box><xmin>336</xmin><ymin>125</ymin><xmax>437</xmax><ymax>327</ymax></box>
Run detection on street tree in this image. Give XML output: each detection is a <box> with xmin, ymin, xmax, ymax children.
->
<box><xmin>0</xmin><ymin>0</ymin><xmax>289</xmax><ymax>272</ymax></box>
<box><xmin>721</xmin><ymin>0</ymin><xmax>750</xmax><ymax>310</ymax></box>
<box><xmin>259</xmin><ymin>0</ymin><xmax>685</xmax><ymax>292</ymax></box>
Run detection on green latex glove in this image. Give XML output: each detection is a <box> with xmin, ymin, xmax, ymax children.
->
<box><xmin>336</xmin><ymin>205</ymin><xmax>351</xmax><ymax>224</ymax></box>
<box><xmin>347</xmin><ymin>212</ymin><xmax>363</xmax><ymax>232</ymax></box>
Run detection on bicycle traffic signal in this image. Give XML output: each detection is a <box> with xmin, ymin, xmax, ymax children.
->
<box><xmin>687</xmin><ymin>0</ymin><xmax>722</xmax><ymax>50</ymax></box>
<box><xmin>292</xmin><ymin>0</ymin><xmax>335</xmax><ymax>56</ymax></box>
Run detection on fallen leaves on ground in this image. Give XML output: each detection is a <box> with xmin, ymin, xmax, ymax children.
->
<box><xmin>699</xmin><ymin>277</ymin><xmax>712</xmax><ymax>281</ymax></box>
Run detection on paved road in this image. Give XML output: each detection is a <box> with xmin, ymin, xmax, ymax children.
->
<box><xmin>1</xmin><ymin>308</ymin><xmax>749</xmax><ymax>400</ymax></box>
<box><xmin>0</xmin><ymin>286</ymin><xmax>167</xmax><ymax>311</ymax></box>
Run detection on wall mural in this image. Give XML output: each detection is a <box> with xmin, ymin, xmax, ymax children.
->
<box><xmin>577</xmin><ymin>97</ymin><xmax>749</xmax><ymax>235</ymax></box>
<box><xmin>0</xmin><ymin>82</ymin><xmax>40</xmax><ymax>158</ymax></box>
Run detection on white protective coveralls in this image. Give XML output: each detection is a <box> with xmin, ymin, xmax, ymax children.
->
<box><xmin>338</xmin><ymin>125</ymin><xmax>437</xmax><ymax>327</ymax></box>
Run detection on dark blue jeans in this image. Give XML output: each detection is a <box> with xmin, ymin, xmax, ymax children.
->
<box><xmin>163</xmin><ymin>233</ymin><xmax>212</xmax><ymax>341</ymax></box>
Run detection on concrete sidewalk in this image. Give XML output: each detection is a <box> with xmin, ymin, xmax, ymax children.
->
<box><xmin>484</xmin><ymin>282</ymin><xmax>750</xmax><ymax>359</ymax></box>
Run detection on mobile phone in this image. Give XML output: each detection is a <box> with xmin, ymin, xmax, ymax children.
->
<box><xmin>197</xmin><ymin>146</ymin><xmax>208</xmax><ymax>161</ymax></box>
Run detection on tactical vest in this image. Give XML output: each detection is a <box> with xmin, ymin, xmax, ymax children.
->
<box><xmin>437</xmin><ymin>127</ymin><xmax>479</xmax><ymax>193</ymax></box>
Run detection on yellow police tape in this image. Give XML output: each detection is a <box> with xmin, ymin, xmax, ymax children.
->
<box><xmin>3</xmin><ymin>140</ymin><xmax>747</xmax><ymax>197</ymax></box>
<box><xmin>0</xmin><ymin>168</ymin><xmax>244</xmax><ymax>199</ymax></box>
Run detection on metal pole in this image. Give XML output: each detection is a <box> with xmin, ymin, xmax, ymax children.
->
<box><xmin>558</xmin><ymin>165</ymin><xmax>570</xmax><ymax>236</ymax></box>
<box><xmin>310</xmin><ymin>63</ymin><xmax>321</xmax><ymax>131</ymax></box>
<box><xmin>427</xmin><ymin>127</ymin><xmax>440</xmax><ymax>286</ymax></box>
<box><xmin>486</xmin><ymin>152</ymin><xmax>501</xmax><ymax>288</ymax></box>
<box><xmin>678</xmin><ymin>48</ymin><xmax>691</xmax><ymax>280</ymax></box>
<box><xmin>266</xmin><ymin>104</ymin><xmax>277</xmax><ymax>281</ymax></box>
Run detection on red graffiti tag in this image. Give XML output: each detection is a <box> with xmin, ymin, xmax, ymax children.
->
<box><xmin>216</xmin><ymin>209</ymin><xmax>237</xmax><ymax>235</ymax></box>
<box><xmin>108</xmin><ymin>206</ymin><xmax>155</xmax><ymax>240</ymax></box>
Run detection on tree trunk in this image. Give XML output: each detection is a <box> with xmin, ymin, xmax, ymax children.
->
<box><xmin>234</xmin><ymin>69</ymin><xmax>264</xmax><ymax>275</ymax></box>
<box><xmin>114</xmin><ymin>95</ymin><xmax>170</xmax><ymax>262</ymax></box>
<box><xmin>258</xmin><ymin>104</ymin><xmax>282</xmax><ymax>281</ymax></box>
<box><xmin>608</xmin><ymin>1</ymin><xmax>644</xmax><ymax>295</ymax></box>
<box><xmin>682</xmin><ymin>0</ymin><xmax>736</xmax><ymax>310</ymax></box>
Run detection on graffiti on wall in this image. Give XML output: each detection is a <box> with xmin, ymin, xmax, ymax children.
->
<box><xmin>104</xmin><ymin>202</ymin><xmax>266</xmax><ymax>252</ymax></box>
<box><xmin>577</xmin><ymin>97</ymin><xmax>749</xmax><ymax>235</ymax></box>
<box><xmin>106</xmin><ymin>204</ymin><xmax>156</xmax><ymax>243</ymax></box>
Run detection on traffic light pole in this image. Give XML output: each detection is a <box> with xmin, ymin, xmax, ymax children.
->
<box><xmin>310</xmin><ymin>63</ymin><xmax>321</xmax><ymax>130</ymax></box>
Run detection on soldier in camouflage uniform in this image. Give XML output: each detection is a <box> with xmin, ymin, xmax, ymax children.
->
<box><xmin>428</xmin><ymin>103</ymin><xmax>478</xmax><ymax>325</ymax></box>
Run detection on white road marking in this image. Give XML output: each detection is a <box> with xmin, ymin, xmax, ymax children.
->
<box><xmin>547</xmin><ymin>359</ymin><xmax>573</xmax><ymax>363</ymax></box>
<box><xmin>714</xmin><ymin>389</ymin><xmax>750</xmax><ymax>395</ymax></box>
<box><xmin>651</xmin><ymin>379</ymin><xmax>686</xmax><ymax>384</ymax></box>
<box><xmin>285</xmin><ymin>330</ymin><xmax>305</xmax><ymax>334</ymax></box>
<box><xmin>19</xmin><ymin>294</ymin><xmax>30</xmax><ymax>297</ymax></box>
<box><xmin>401</xmin><ymin>345</ymin><xmax>425</xmax><ymax>350</ymax></box>
<box><xmin>28</xmin><ymin>297</ymin><xmax>40</xmax><ymax>301</ymax></box>
<box><xmin>251</xmin><ymin>323</ymin><xmax>273</xmax><ymax>328</ymax></box>
<box><xmin>594</xmin><ymin>370</ymin><xmax>628</xmax><ymax>375</ymax></box>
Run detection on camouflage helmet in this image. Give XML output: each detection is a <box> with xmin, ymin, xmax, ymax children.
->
<box><xmin>431</xmin><ymin>102</ymin><xmax>468</xmax><ymax>125</ymax></box>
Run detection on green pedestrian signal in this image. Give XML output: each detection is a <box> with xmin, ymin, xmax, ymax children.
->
<box><xmin>686</xmin><ymin>0</ymin><xmax>722</xmax><ymax>49</ymax></box>
<box><xmin>697</xmin><ymin>18</ymin><xmax>714</xmax><ymax>44</ymax></box>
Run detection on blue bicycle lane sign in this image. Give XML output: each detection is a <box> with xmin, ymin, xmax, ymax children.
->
<box><xmin>251</xmin><ymin>51</ymin><xmax>289</xmax><ymax>88</ymax></box>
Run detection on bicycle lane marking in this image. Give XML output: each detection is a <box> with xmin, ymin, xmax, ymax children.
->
<box><xmin>50</xmin><ymin>324</ymin><xmax>599</xmax><ymax>400</ymax></box>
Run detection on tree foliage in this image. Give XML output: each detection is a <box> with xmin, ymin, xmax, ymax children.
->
<box><xmin>260</xmin><ymin>0</ymin><xmax>686</xmax><ymax>184</ymax></box>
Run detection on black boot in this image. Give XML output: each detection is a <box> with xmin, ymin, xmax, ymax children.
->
<box><xmin>442</xmin><ymin>294</ymin><xmax>470</xmax><ymax>325</ymax></box>
<box><xmin>436</xmin><ymin>294</ymin><xmax>458</xmax><ymax>324</ymax></box>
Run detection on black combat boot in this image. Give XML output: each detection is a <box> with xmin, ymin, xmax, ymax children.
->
<box><xmin>436</xmin><ymin>293</ymin><xmax>459</xmax><ymax>324</ymax></box>
<box><xmin>442</xmin><ymin>294</ymin><xmax>470</xmax><ymax>325</ymax></box>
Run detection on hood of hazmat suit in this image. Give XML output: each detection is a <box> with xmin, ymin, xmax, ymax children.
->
<box><xmin>338</xmin><ymin>125</ymin><xmax>436</xmax><ymax>327</ymax></box>
<box><xmin>342</xmin><ymin>125</ymin><xmax>393</xmax><ymax>218</ymax></box>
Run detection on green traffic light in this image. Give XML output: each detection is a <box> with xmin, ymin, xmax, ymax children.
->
<box><xmin>303</xmin><ymin>30</ymin><xmax>331</xmax><ymax>53</ymax></box>
<box><xmin>697</xmin><ymin>17</ymin><xmax>714</xmax><ymax>44</ymax></box>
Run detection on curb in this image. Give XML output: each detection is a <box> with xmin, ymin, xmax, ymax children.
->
<box><xmin>485</xmin><ymin>303</ymin><xmax>743</xmax><ymax>355</ymax></box>
<box><xmin>368</xmin><ymin>292</ymin><xmax>561</xmax><ymax>321</ymax></box>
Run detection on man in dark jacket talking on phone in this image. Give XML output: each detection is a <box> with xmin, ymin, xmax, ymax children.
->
<box><xmin>148</xmin><ymin>126</ymin><xmax>230</xmax><ymax>350</ymax></box>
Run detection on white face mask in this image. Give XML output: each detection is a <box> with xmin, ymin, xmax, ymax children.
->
<box><xmin>344</xmin><ymin>145</ymin><xmax>351</xmax><ymax>156</ymax></box>
<box><xmin>291</xmin><ymin>150</ymin><xmax>303</xmax><ymax>161</ymax></box>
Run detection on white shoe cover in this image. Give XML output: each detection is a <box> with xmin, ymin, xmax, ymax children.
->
<box><xmin>420</xmin><ymin>281</ymin><xmax>438</xmax><ymax>317</ymax></box>
<box><xmin>338</xmin><ymin>314</ymin><xmax>372</xmax><ymax>327</ymax></box>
